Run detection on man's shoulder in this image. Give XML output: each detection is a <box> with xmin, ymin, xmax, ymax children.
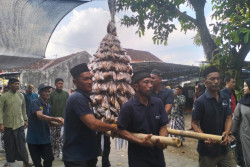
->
<box><xmin>50</xmin><ymin>91</ymin><xmax>56</xmax><ymax>96</ymax></box>
<box><xmin>32</xmin><ymin>92</ymin><xmax>38</xmax><ymax>96</ymax></box>
<box><xmin>195</xmin><ymin>93</ymin><xmax>206</xmax><ymax>103</ymax></box>
<box><xmin>17</xmin><ymin>91</ymin><xmax>25</xmax><ymax>98</ymax></box>
<box><xmin>162</xmin><ymin>87</ymin><xmax>172</xmax><ymax>92</ymax></box>
<box><xmin>151</xmin><ymin>96</ymin><xmax>163</xmax><ymax>104</ymax></box>
<box><xmin>62</xmin><ymin>90</ymin><xmax>69</xmax><ymax>95</ymax></box>
<box><xmin>31</xmin><ymin>98</ymin><xmax>40</xmax><ymax>105</ymax></box>
<box><xmin>122</xmin><ymin>97</ymin><xmax>134</xmax><ymax>108</ymax></box>
<box><xmin>68</xmin><ymin>91</ymin><xmax>86</xmax><ymax>102</ymax></box>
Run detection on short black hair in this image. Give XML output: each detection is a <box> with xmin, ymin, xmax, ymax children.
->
<box><xmin>55</xmin><ymin>78</ymin><xmax>64</xmax><ymax>84</ymax></box>
<box><xmin>203</xmin><ymin>65</ymin><xmax>219</xmax><ymax>78</ymax></box>
<box><xmin>151</xmin><ymin>69</ymin><xmax>162</xmax><ymax>78</ymax></box>
<box><xmin>176</xmin><ymin>85</ymin><xmax>183</xmax><ymax>90</ymax></box>
<box><xmin>224</xmin><ymin>75</ymin><xmax>235</xmax><ymax>83</ymax></box>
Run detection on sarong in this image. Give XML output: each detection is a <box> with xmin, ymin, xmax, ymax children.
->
<box><xmin>50</xmin><ymin>126</ymin><xmax>63</xmax><ymax>158</ymax></box>
<box><xmin>1</xmin><ymin>132</ymin><xmax>4</xmax><ymax>150</ymax></box>
<box><xmin>4</xmin><ymin>126</ymin><xmax>29</xmax><ymax>163</ymax></box>
<box><xmin>170</xmin><ymin>116</ymin><xmax>185</xmax><ymax>142</ymax></box>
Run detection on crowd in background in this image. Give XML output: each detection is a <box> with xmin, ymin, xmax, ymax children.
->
<box><xmin>0</xmin><ymin>64</ymin><xmax>249</xmax><ymax>167</ymax></box>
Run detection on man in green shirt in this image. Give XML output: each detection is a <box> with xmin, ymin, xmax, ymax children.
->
<box><xmin>49</xmin><ymin>78</ymin><xmax>69</xmax><ymax>158</ymax></box>
<box><xmin>0</xmin><ymin>78</ymin><xmax>31</xmax><ymax>167</ymax></box>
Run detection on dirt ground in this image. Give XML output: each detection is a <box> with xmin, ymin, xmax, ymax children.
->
<box><xmin>166</xmin><ymin>112</ymin><xmax>199</xmax><ymax>161</ymax></box>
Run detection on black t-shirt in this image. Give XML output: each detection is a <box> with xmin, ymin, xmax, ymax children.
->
<box><xmin>151</xmin><ymin>86</ymin><xmax>174</xmax><ymax>106</ymax></box>
<box><xmin>192</xmin><ymin>90</ymin><xmax>232</xmax><ymax>157</ymax></box>
<box><xmin>63</xmin><ymin>89</ymin><xmax>98</xmax><ymax>161</ymax></box>
<box><xmin>118</xmin><ymin>96</ymin><xmax>168</xmax><ymax>167</ymax></box>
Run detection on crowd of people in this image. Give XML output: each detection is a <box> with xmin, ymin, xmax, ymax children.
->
<box><xmin>0</xmin><ymin>63</ymin><xmax>249</xmax><ymax>167</ymax></box>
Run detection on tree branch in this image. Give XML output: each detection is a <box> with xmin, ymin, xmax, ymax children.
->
<box><xmin>239</xmin><ymin>41</ymin><xmax>250</xmax><ymax>60</ymax></box>
<box><xmin>152</xmin><ymin>0</ymin><xmax>196</xmax><ymax>25</ymax></box>
<box><xmin>174</xmin><ymin>8</ymin><xmax>197</xmax><ymax>25</ymax></box>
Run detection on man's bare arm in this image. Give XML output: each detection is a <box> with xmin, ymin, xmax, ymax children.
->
<box><xmin>165</xmin><ymin>104</ymin><xmax>173</xmax><ymax>115</ymax></box>
<box><xmin>80</xmin><ymin>114</ymin><xmax>116</xmax><ymax>132</ymax></box>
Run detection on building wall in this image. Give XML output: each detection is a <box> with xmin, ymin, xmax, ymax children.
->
<box><xmin>19</xmin><ymin>52</ymin><xmax>91</xmax><ymax>93</ymax></box>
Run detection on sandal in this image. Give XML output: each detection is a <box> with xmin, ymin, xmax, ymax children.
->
<box><xmin>3</xmin><ymin>162</ymin><xmax>10</xmax><ymax>167</ymax></box>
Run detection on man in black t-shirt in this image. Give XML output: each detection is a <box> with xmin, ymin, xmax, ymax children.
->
<box><xmin>63</xmin><ymin>63</ymin><xmax>116</xmax><ymax>167</ymax></box>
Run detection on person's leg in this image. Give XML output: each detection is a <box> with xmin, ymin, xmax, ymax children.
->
<box><xmin>59</xmin><ymin>127</ymin><xmax>63</xmax><ymax>156</ymax></box>
<box><xmin>1</xmin><ymin>132</ymin><xmax>5</xmax><ymax>151</ymax></box>
<box><xmin>3</xmin><ymin>128</ymin><xmax>16</xmax><ymax>163</ymax></box>
<box><xmin>14</xmin><ymin>126</ymin><xmax>29</xmax><ymax>164</ymax></box>
<box><xmin>217</xmin><ymin>148</ymin><xmax>236</xmax><ymax>167</ymax></box>
<box><xmin>50</xmin><ymin>126</ymin><xmax>57</xmax><ymax>157</ymax></box>
<box><xmin>235</xmin><ymin>133</ymin><xmax>245</xmax><ymax>167</ymax></box>
<box><xmin>102</xmin><ymin>135</ymin><xmax>111</xmax><ymax>167</ymax></box>
<box><xmin>40</xmin><ymin>143</ymin><xmax>54</xmax><ymax>167</ymax></box>
<box><xmin>53</xmin><ymin>126</ymin><xmax>62</xmax><ymax>158</ymax></box>
<box><xmin>199</xmin><ymin>154</ymin><xmax>219</xmax><ymax>167</ymax></box>
<box><xmin>87</xmin><ymin>158</ymin><xmax>98</xmax><ymax>167</ymax></box>
<box><xmin>28</xmin><ymin>144</ymin><xmax>43</xmax><ymax>167</ymax></box>
<box><xmin>64</xmin><ymin>161</ymin><xmax>88</xmax><ymax>167</ymax></box>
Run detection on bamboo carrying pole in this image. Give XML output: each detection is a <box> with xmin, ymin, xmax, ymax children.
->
<box><xmin>105</xmin><ymin>131</ymin><xmax>182</xmax><ymax>148</ymax></box>
<box><xmin>167</xmin><ymin>128</ymin><xmax>223</xmax><ymax>143</ymax></box>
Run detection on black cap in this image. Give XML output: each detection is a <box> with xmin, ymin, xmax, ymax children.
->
<box><xmin>131</xmin><ymin>71</ymin><xmax>151</xmax><ymax>85</ymax></box>
<box><xmin>8</xmin><ymin>78</ymin><xmax>19</xmax><ymax>85</ymax></box>
<box><xmin>38</xmin><ymin>83</ymin><xmax>52</xmax><ymax>93</ymax></box>
<box><xmin>151</xmin><ymin>69</ymin><xmax>162</xmax><ymax>77</ymax></box>
<box><xmin>55</xmin><ymin>78</ymin><xmax>64</xmax><ymax>84</ymax></box>
<box><xmin>203</xmin><ymin>65</ymin><xmax>219</xmax><ymax>78</ymax></box>
<box><xmin>70</xmin><ymin>63</ymin><xmax>89</xmax><ymax>78</ymax></box>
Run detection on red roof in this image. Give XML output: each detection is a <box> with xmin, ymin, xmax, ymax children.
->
<box><xmin>125</xmin><ymin>48</ymin><xmax>162</xmax><ymax>62</ymax></box>
<box><xmin>12</xmin><ymin>52</ymin><xmax>82</xmax><ymax>71</ymax></box>
<box><xmin>11</xmin><ymin>49</ymin><xmax>162</xmax><ymax>71</ymax></box>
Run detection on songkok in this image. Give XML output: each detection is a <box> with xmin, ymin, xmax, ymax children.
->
<box><xmin>55</xmin><ymin>78</ymin><xmax>64</xmax><ymax>84</ymax></box>
<box><xmin>245</xmin><ymin>78</ymin><xmax>250</xmax><ymax>89</ymax></box>
<box><xmin>38</xmin><ymin>83</ymin><xmax>52</xmax><ymax>93</ymax></box>
<box><xmin>8</xmin><ymin>78</ymin><xmax>19</xmax><ymax>85</ymax></box>
<box><xmin>70</xmin><ymin>63</ymin><xmax>89</xmax><ymax>78</ymax></box>
<box><xmin>131</xmin><ymin>71</ymin><xmax>151</xmax><ymax>85</ymax></box>
<box><xmin>151</xmin><ymin>69</ymin><xmax>162</xmax><ymax>77</ymax></box>
<box><xmin>203</xmin><ymin>65</ymin><xmax>219</xmax><ymax>78</ymax></box>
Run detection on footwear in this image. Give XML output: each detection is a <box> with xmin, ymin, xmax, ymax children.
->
<box><xmin>3</xmin><ymin>162</ymin><xmax>10</xmax><ymax>167</ymax></box>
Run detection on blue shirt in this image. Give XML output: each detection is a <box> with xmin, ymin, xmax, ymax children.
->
<box><xmin>118</xmin><ymin>96</ymin><xmax>168</xmax><ymax>167</ymax></box>
<box><xmin>151</xmin><ymin>86</ymin><xmax>174</xmax><ymax>106</ymax></box>
<box><xmin>24</xmin><ymin>92</ymin><xmax>38</xmax><ymax>116</ymax></box>
<box><xmin>63</xmin><ymin>89</ymin><xmax>98</xmax><ymax>161</ymax></box>
<box><xmin>192</xmin><ymin>90</ymin><xmax>232</xmax><ymax>157</ymax></box>
<box><xmin>26</xmin><ymin>98</ymin><xmax>51</xmax><ymax>144</ymax></box>
<box><xmin>220</xmin><ymin>87</ymin><xmax>237</xmax><ymax>105</ymax></box>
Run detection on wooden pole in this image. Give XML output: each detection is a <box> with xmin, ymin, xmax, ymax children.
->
<box><xmin>167</xmin><ymin>128</ymin><xmax>223</xmax><ymax>143</ymax></box>
<box><xmin>105</xmin><ymin>131</ymin><xmax>181</xmax><ymax>148</ymax></box>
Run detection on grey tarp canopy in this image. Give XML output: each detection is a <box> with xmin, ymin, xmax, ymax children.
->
<box><xmin>0</xmin><ymin>0</ymin><xmax>88</xmax><ymax>69</ymax></box>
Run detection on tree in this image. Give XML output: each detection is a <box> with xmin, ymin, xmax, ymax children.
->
<box><xmin>117</xmin><ymin>0</ymin><xmax>250</xmax><ymax>76</ymax></box>
<box><xmin>210</xmin><ymin>0</ymin><xmax>250</xmax><ymax>78</ymax></box>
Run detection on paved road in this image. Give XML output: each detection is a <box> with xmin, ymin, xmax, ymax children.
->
<box><xmin>0</xmin><ymin>114</ymin><xmax>199</xmax><ymax>167</ymax></box>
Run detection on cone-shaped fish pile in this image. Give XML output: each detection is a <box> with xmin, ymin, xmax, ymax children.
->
<box><xmin>89</xmin><ymin>22</ymin><xmax>135</xmax><ymax>123</ymax></box>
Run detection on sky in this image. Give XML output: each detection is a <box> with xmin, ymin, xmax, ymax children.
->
<box><xmin>45</xmin><ymin>0</ymin><xmax>249</xmax><ymax>66</ymax></box>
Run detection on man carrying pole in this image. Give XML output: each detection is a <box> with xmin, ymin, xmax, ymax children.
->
<box><xmin>191</xmin><ymin>66</ymin><xmax>235</xmax><ymax>167</ymax></box>
<box><xmin>117</xmin><ymin>71</ymin><xmax>168</xmax><ymax>167</ymax></box>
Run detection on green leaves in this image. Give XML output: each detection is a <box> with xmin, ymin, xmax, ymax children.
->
<box><xmin>117</xmin><ymin>0</ymin><xmax>195</xmax><ymax>45</ymax></box>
